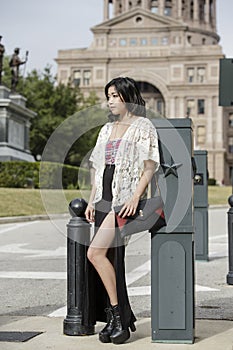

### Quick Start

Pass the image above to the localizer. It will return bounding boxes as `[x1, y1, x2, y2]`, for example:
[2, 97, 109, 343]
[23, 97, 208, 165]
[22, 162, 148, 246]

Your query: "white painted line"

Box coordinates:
[126, 260, 150, 286]
[209, 235, 227, 241]
[128, 285, 150, 296]
[49, 306, 66, 317]
[128, 285, 220, 295]
[48, 284, 220, 317]
[0, 259, 150, 281]
[0, 258, 220, 318]
[0, 270, 220, 293]
[196, 285, 220, 292]
[209, 252, 228, 258]
[0, 243, 66, 258]
[49, 286, 151, 317]
[0, 271, 66, 279]
[0, 221, 39, 234]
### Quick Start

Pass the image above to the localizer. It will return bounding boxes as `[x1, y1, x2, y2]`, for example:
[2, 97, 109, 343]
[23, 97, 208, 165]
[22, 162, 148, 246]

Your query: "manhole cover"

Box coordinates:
[0, 331, 43, 342]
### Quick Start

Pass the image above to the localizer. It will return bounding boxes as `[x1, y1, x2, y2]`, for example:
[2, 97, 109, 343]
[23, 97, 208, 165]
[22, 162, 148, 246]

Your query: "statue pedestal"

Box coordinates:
[0, 85, 36, 161]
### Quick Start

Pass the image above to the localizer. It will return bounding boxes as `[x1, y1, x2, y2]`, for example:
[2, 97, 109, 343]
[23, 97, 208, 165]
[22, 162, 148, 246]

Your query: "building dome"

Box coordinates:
[57, 0, 233, 184]
[104, 0, 217, 33]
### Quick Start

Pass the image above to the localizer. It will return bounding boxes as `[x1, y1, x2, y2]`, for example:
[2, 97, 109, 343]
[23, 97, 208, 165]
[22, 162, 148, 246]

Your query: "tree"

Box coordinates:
[21, 68, 79, 158]
[2, 61, 104, 164]
[64, 106, 107, 166]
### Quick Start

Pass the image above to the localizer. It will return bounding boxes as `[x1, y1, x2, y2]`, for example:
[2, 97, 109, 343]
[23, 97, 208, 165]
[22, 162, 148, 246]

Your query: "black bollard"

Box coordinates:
[227, 195, 233, 285]
[63, 198, 95, 335]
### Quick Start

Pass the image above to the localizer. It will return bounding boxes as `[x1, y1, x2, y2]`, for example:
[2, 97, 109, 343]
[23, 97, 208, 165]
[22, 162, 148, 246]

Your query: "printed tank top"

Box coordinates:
[105, 139, 122, 165]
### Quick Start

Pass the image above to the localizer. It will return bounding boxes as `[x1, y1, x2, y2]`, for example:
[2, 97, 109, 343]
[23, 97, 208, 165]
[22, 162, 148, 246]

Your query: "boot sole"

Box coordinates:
[99, 333, 111, 343]
[110, 329, 130, 344]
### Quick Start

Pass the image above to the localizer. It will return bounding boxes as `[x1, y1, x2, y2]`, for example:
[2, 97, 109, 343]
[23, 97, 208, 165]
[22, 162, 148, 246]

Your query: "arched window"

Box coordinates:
[151, 0, 158, 13]
[165, 0, 172, 16]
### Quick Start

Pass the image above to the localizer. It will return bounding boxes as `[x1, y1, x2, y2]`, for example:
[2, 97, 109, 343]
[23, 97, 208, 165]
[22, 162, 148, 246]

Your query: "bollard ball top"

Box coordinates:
[228, 194, 233, 207]
[69, 198, 88, 217]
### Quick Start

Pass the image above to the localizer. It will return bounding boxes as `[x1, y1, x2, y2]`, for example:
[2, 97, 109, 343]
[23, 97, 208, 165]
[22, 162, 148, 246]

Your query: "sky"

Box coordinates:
[1, 0, 233, 76]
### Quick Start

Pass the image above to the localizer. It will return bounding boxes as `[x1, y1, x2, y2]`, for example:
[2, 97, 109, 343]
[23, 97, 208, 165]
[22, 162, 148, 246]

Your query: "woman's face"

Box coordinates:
[107, 85, 128, 117]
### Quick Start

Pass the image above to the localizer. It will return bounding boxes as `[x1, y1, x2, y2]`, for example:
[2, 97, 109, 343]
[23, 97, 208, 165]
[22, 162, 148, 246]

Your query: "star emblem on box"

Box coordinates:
[161, 158, 182, 178]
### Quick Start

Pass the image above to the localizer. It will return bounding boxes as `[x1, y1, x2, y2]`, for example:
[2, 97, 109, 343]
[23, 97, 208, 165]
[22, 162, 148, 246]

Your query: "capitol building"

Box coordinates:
[56, 0, 233, 184]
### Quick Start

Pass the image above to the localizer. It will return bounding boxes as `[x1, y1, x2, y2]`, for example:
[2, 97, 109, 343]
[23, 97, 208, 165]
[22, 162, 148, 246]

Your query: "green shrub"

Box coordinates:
[0, 161, 90, 189]
[0, 161, 40, 188]
[208, 178, 216, 186]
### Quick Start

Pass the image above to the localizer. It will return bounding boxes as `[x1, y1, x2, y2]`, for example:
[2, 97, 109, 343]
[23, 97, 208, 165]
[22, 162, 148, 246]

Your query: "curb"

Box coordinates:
[0, 206, 228, 225]
[0, 213, 70, 224]
[208, 204, 229, 209]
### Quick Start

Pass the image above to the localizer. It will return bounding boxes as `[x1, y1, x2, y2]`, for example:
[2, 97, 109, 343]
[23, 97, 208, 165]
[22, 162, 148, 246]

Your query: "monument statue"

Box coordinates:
[0, 36, 5, 85]
[9, 48, 28, 92]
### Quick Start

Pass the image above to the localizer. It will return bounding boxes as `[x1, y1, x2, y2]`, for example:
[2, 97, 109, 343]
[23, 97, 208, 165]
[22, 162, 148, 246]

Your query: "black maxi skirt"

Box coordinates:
[87, 164, 136, 330]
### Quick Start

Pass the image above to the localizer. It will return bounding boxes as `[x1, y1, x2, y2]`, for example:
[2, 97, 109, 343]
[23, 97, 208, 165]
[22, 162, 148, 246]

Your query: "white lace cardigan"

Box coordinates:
[89, 116, 160, 208]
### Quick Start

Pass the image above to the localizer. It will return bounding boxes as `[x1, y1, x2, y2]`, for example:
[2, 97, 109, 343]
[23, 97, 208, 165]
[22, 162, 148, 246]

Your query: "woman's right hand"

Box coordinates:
[85, 203, 95, 222]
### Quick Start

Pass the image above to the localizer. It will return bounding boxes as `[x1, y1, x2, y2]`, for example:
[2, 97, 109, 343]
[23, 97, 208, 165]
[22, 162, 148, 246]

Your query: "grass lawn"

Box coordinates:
[0, 188, 89, 217]
[0, 186, 231, 218]
[208, 185, 231, 206]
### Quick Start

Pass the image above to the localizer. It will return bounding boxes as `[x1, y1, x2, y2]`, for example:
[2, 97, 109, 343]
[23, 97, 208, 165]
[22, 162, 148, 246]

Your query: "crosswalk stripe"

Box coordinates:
[48, 284, 220, 317]
[0, 221, 39, 235]
[0, 271, 66, 279]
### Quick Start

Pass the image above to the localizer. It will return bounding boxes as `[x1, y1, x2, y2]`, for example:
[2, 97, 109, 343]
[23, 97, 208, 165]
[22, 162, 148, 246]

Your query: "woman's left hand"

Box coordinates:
[118, 195, 140, 218]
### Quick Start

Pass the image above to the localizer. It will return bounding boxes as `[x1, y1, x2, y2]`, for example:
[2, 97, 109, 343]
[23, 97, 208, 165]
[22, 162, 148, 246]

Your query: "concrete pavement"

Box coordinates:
[0, 316, 233, 350]
[0, 206, 233, 349]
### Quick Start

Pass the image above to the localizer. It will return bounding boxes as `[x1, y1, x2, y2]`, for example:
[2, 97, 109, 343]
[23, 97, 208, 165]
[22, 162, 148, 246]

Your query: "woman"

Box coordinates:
[85, 77, 160, 344]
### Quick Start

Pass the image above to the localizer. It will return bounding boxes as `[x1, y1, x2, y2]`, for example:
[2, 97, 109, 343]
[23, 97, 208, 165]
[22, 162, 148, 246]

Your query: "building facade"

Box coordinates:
[56, 0, 233, 184]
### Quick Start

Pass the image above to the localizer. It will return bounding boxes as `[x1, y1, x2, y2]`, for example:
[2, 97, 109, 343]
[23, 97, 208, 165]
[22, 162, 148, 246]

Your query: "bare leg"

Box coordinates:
[87, 212, 118, 306]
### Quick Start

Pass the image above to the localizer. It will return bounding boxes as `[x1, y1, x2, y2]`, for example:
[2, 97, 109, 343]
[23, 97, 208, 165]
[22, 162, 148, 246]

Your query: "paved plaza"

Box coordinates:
[0, 206, 232, 349]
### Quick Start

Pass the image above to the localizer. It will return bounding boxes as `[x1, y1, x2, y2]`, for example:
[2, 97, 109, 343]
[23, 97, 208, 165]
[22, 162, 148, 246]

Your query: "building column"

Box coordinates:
[205, 0, 210, 24]
[180, 98, 185, 118]
[193, 0, 199, 22]
[206, 97, 213, 146]
[172, 0, 176, 19]
[170, 98, 175, 118]
[113, 0, 117, 16]
[159, 0, 164, 16]
[174, 97, 179, 117]
[215, 99, 223, 147]
[177, 0, 182, 19]
[211, 0, 217, 30]
[141, 0, 147, 10]
[186, 0, 191, 20]
[103, 0, 109, 20]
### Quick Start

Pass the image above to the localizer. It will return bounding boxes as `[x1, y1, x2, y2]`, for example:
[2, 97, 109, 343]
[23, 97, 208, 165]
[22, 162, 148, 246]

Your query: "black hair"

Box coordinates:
[105, 77, 146, 117]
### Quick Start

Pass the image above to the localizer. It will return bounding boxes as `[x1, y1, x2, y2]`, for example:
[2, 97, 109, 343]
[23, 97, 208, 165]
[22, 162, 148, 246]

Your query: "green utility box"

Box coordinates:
[151, 118, 194, 344]
[219, 58, 233, 107]
[193, 150, 208, 261]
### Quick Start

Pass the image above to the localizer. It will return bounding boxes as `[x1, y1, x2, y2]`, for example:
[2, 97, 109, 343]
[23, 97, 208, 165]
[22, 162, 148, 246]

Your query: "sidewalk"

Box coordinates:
[0, 209, 232, 349]
[0, 316, 233, 350]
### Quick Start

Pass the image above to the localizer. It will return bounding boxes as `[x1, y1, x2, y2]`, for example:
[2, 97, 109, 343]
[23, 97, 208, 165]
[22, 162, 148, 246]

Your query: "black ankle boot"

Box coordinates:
[110, 305, 130, 344]
[99, 307, 114, 343]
